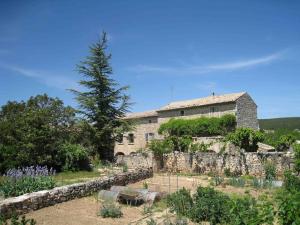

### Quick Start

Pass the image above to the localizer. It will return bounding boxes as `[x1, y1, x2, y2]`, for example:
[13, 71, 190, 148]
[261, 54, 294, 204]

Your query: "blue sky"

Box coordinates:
[0, 0, 299, 118]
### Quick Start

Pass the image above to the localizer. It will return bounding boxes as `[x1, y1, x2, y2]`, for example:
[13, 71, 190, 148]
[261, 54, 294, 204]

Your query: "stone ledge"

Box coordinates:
[0, 167, 153, 219]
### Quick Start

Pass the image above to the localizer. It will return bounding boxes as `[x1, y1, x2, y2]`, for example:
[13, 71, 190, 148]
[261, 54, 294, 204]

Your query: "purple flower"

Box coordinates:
[4, 166, 56, 180]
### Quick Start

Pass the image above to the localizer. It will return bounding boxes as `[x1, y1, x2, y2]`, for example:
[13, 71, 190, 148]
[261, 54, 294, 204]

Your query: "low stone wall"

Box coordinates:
[0, 168, 153, 219]
[164, 151, 293, 176]
[116, 152, 161, 171]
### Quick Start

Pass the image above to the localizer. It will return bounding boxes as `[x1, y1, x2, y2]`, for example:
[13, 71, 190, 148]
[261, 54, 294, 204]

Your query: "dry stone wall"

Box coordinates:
[0, 168, 153, 219]
[164, 151, 293, 176]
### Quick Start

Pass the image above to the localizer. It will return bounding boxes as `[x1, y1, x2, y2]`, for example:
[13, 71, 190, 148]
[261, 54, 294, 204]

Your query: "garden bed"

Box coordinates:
[22, 173, 279, 225]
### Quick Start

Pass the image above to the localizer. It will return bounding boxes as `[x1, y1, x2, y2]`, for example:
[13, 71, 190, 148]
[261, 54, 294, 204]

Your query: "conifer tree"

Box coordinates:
[71, 32, 131, 160]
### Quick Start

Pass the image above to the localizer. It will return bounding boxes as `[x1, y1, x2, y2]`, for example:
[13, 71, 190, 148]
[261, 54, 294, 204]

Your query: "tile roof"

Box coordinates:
[124, 92, 246, 119]
[124, 110, 158, 119]
[158, 92, 246, 111]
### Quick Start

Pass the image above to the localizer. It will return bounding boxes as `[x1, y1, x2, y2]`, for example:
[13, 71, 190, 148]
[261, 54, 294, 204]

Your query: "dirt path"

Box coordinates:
[27, 196, 145, 225]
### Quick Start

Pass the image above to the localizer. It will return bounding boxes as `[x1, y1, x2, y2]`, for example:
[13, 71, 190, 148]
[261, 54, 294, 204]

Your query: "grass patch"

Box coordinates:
[54, 170, 101, 186]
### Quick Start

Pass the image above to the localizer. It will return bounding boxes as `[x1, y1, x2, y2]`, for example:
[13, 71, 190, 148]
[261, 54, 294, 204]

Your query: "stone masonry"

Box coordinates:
[115, 92, 259, 156]
[163, 151, 293, 176]
[0, 168, 153, 219]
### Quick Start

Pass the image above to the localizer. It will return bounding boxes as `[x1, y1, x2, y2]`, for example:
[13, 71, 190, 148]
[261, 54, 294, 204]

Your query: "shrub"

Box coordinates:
[148, 139, 173, 157]
[276, 189, 300, 225]
[0, 166, 55, 198]
[0, 214, 36, 225]
[276, 134, 296, 151]
[293, 144, 300, 175]
[167, 188, 193, 217]
[264, 161, 276, 181]
[283, 170, 300, 192]
[226, 128, 265, 152]
[228, 195, 275, 225]
[189, 142, 211, 153]
[190, 187, 231, 224]
[58, 143, 90, 171]
[263, 129, 299, 151]
[99, 201, 123, 218]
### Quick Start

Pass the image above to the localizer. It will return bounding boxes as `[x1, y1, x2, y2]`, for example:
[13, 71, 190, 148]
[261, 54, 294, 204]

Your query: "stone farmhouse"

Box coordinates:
[114, 92, 259, 156]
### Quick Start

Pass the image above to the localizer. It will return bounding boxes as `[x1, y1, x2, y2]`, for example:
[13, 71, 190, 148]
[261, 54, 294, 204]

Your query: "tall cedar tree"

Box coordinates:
[71, 32, 131, 160]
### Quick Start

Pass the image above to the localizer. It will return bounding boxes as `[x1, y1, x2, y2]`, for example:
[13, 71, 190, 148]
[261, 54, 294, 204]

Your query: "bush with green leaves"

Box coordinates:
[264, 161, 276, 181]
[167, 187, 277, 225]
[276, 134, 296, 151]
[263, 129, 299, 151]
[191, 187, 231, 224]
[158, 114, 236, 137]
[167, 188, 193, 217]
[276, 189, 300, 225]
[293, 144, 300, 175]
[148, 139, 173, 157]
[99, 201, 123, 218]
[189, 142, 211, 153]
[282, 170, 300, 192]
[226, 128, 265, 152]
[0, 214, 36, 225]
[228, 195, 275, 225]
[58, 143, 91, 171]
[273, 171, 300, 225]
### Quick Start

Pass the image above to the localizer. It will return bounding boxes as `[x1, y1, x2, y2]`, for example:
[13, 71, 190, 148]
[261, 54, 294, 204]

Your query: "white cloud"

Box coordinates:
[128, 51, 284, 75]
[0, 64, 79, 90]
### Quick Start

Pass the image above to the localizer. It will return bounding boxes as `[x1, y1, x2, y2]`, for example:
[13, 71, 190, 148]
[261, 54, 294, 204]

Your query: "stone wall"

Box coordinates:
[163, 151, 293, 176]
[236, 93, 259, 130]
[115, 152, 161, 172]
[0, 168, 153, 219]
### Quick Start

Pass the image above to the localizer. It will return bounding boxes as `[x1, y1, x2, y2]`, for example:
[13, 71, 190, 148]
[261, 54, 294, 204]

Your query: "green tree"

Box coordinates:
[0, 94, 77, 172]
[226, 128, 265, 152]
[70, 32, 131, 160]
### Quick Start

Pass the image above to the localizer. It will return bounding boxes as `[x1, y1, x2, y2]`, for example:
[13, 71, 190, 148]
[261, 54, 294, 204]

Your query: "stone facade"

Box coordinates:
[0, 168, 153, 219]
[115, 92, 259, 156]
[236, 93, 259, 129]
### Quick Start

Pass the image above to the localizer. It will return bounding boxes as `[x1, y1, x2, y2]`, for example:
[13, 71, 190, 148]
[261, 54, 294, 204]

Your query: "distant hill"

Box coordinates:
[259, 117, 300, 130]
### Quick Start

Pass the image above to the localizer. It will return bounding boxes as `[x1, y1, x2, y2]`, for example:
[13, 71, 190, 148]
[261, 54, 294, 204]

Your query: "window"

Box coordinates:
[116, 134, 123, 144]
[128, 133, 134, 144]
[149, 119, 152, 123]
[210, 107, 217, 113]
[180, 110, 185, 116]
[145, 133, 155, 142]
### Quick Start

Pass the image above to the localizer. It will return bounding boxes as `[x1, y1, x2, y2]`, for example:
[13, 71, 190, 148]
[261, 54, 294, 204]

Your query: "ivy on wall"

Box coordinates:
[158, 114, 236, 137]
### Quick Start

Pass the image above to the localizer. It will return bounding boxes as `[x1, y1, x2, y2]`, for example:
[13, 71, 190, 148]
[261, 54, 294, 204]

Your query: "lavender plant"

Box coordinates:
[0, 166, 56, 198]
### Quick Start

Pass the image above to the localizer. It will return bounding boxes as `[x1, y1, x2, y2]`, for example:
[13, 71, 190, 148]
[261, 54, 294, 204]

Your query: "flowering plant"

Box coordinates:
[0, 166, 56, 198]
